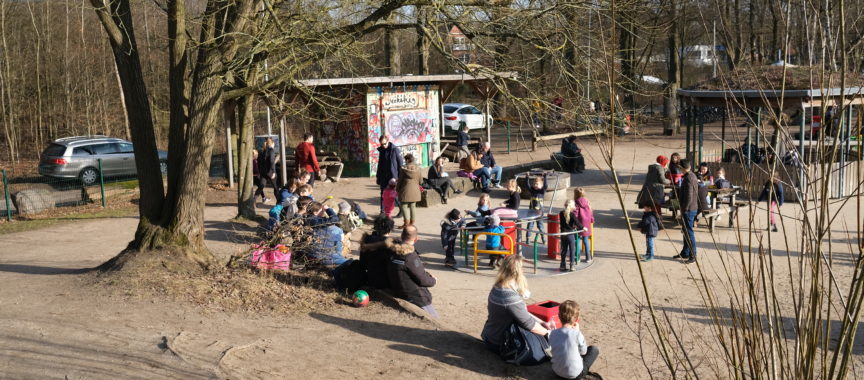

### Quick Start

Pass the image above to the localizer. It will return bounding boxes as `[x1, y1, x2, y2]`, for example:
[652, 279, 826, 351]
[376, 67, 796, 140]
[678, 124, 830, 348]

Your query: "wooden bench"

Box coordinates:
[531, 129, 601, 152]
[701, 201, 749, 232]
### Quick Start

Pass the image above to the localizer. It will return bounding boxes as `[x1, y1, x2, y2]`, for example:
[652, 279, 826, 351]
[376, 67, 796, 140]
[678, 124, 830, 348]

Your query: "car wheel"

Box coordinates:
[79, 167, 99, 187]
[160, 161, 168, 174]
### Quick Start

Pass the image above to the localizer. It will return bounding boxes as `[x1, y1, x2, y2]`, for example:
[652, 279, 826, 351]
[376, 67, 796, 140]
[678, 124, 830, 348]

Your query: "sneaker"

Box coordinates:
[641, 255, 654, 262]
[584, 259, 593, 264]
[453, 189, 462, 194]
[771, 225, 778, 232]
[559, 266, 567, 272]
[672, 254, 683, 259]
[493, 183, 503, 189]
[685, 257, 696, 264]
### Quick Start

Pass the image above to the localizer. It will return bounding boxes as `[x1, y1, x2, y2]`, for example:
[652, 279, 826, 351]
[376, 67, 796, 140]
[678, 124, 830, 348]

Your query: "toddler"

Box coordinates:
[465, 193, 492, 220]
[382, 178, 398, 218]
[550, 300, 600, 379]
[525, 173, 548, 244]
[637, 205, 660, 261]
[573, 187, 595, 263]
[558, 200, 583, 271]
[500, 179, 521, 210]
[484, 215, 506, 268]
[440, 208, 465, 267]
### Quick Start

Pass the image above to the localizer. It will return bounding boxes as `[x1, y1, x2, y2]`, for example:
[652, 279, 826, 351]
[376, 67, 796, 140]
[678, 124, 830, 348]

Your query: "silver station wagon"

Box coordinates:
[39, 136, 168, 186]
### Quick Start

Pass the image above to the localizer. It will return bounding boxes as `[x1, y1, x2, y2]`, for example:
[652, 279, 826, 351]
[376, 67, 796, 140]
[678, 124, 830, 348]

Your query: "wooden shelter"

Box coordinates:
[677, 66, 863, 198]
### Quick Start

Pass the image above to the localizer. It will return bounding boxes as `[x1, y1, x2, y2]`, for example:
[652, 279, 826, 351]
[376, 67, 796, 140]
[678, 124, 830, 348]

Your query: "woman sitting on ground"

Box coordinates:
[481, 255, 555, 356]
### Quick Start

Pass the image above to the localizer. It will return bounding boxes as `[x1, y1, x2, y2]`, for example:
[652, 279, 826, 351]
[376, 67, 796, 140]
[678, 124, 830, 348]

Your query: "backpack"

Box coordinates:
[280, 195, 298, 220]
[267, 204, 284, 231]
[500, 323, 552, 366]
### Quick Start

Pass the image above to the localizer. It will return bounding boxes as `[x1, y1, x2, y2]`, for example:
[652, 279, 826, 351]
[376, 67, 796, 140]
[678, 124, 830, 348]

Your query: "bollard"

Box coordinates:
[2, 169, 11, 221]
[98, 159, 106, 207]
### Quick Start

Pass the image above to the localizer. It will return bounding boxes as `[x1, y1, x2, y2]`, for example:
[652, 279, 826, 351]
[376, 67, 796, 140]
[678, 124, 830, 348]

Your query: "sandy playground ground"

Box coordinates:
[1, 128, 862, 379]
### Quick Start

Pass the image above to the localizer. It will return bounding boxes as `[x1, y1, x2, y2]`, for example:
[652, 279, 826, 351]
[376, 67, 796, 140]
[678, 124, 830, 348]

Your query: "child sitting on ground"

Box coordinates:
[573, 187, 595, 263]
[298, 171, 313, 188]
[637, 205, 660, 261]
[525, 173, 548, 244]
[550, 300, 600, 379]
[484, 215, 506, 268]
[338, 201, 360, 256]
[500, 179, 521, 210]
[297, 184, 314, 201]
[382, 178, 398, 218]
[465, 193, 492, 220]
[440, 208, 465, 267]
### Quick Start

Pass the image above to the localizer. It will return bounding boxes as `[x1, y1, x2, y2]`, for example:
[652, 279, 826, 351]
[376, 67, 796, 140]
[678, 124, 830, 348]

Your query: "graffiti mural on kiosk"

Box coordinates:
[385, 111, 433, 146]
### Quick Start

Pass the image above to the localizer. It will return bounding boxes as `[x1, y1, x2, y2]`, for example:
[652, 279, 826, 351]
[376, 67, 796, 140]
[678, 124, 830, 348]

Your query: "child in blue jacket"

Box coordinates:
[484, 215, 506, 268]
[637, 205, 660, 261]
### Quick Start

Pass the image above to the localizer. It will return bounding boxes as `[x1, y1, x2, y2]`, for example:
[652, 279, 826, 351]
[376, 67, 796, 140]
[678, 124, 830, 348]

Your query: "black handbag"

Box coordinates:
[499, 323, 551, 366]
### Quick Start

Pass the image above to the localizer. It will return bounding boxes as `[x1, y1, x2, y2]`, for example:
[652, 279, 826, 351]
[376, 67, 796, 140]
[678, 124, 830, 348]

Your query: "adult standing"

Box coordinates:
[252, 149, 266, 203]
[560, 135, 586, 173]
[396, 154, 423, 227]
[376, 135, 404, 212]
[258, 137, 278, 202]
[456, 126, 471, 160]
[481, 255, 554, 357]
[673, 159, 699, 264]
[637, 155, 671, 216]
[386, 225, 439, 317]
[427, 156, 461, 204]
[295, 133, 321, 187]
[478, 142, 503, 189]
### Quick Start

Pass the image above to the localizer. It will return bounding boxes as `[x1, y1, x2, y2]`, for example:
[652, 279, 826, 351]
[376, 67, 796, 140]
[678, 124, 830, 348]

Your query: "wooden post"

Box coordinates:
[280, 118, 288, 187]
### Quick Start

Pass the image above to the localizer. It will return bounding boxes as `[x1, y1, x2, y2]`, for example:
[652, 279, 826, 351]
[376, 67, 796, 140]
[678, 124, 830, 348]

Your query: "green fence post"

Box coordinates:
[2, 169, 11, 221]
[98, 159, 106, 207]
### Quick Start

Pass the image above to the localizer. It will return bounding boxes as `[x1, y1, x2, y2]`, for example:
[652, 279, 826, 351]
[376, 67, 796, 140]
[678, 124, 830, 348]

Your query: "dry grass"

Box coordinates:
[90, 249, 342, 315]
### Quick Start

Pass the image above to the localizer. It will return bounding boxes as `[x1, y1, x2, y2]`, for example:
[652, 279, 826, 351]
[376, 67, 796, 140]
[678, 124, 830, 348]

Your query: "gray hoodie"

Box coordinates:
[481, 286, 536, 347]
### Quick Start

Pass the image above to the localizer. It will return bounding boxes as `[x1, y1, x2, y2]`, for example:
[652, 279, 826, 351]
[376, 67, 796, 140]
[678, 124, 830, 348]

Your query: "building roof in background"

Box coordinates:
[298, 72, 517, 89]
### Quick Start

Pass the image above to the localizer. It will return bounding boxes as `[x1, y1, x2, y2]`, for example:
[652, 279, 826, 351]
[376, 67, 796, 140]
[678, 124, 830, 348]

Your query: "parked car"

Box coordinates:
[442, 103, 493, 132]
[39, 136, 168, 186]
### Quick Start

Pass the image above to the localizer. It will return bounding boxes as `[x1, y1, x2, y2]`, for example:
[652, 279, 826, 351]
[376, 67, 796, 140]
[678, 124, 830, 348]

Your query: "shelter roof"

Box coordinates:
[297, 72, 517, 89]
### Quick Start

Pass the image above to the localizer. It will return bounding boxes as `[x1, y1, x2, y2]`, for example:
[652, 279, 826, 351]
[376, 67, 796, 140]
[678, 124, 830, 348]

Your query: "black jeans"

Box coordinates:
[260, 175, 278, 199]
[576, 345, 600, 378]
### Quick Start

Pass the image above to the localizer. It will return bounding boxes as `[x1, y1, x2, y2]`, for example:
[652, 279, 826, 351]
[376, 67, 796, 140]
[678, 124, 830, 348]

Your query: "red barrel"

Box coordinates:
[501, 220, 517, 253]
[546, 213, 560, 259]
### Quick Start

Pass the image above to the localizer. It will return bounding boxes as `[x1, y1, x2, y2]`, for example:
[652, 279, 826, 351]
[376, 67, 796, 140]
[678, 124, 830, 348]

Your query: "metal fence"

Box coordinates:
[1, 157, 142, 221]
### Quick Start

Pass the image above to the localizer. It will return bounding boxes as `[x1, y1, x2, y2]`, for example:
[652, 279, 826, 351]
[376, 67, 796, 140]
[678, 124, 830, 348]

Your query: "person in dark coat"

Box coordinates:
[559, 200, 584, 271]
[258, 138, 278, 202]
[758, 179, 785, 232]
[386, 225, 438, 317]
[440, 209, 465, 267]
[376, 135, 404, 212]
[252, 149, 266, 203]
[359, 215, 395, 289]
[427, 156, 462, 204]
[637, 205, 660, 261]
[673, 159, 699, 264]
[637, 155, 671, 216]
[456, 126, 471, 160]
[560, 135, 586, 173]
[396, 154, 423, 227]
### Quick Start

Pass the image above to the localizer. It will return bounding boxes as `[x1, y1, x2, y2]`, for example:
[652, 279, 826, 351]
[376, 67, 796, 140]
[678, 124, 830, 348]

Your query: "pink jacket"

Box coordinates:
[382, 188, 398, 217]
[574, 197, 594, 237]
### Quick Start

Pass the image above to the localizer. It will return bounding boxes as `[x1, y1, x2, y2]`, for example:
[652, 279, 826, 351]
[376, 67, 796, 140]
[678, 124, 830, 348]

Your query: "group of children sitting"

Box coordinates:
[439, 173, 595, 271]
[265, 177, 365, 267]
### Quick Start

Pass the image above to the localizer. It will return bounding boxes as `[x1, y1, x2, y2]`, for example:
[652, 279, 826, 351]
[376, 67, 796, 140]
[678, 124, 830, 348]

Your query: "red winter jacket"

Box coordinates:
[295, 141, 320, 174]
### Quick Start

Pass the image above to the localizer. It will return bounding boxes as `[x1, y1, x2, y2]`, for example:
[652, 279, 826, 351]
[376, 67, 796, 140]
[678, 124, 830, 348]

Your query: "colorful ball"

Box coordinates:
[352, 290, 370, 307]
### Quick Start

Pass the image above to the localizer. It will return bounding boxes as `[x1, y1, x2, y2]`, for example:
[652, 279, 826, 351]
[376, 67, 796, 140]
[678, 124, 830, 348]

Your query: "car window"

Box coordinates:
[72, 147, 93, 156]
[117, 143, 134, 153]
[458, 106, 482, 115]
[443, 105, 458, 113]
[41, 144, 67, 157]
[89, 143, 119, 154]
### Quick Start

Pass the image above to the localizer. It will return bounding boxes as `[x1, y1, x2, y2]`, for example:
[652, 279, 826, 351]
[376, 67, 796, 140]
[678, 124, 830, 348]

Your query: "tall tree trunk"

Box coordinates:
[664, 0, 680, 136]
[385, 14, 401, 76]
[415, 5, 430, 75]
[91, 0, 165, 228]
[235, 94, 256, 219]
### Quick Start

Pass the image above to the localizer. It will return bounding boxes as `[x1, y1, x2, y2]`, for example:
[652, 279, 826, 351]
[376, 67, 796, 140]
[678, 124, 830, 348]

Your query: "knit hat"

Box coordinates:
[656, 155, 669, 167]
[338, 201, 351, 214]
[488, 215, 501, 226]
